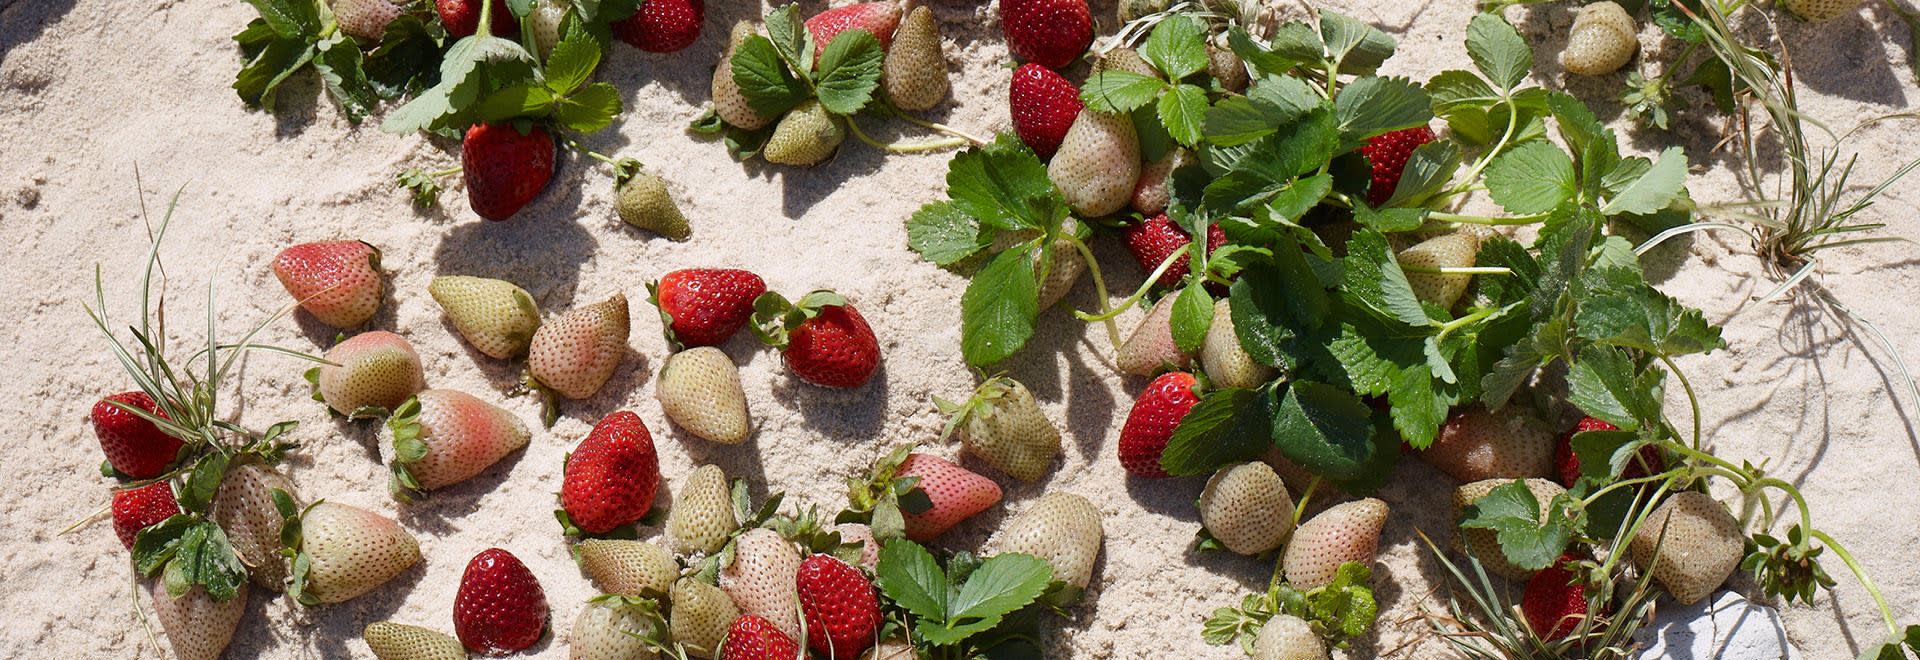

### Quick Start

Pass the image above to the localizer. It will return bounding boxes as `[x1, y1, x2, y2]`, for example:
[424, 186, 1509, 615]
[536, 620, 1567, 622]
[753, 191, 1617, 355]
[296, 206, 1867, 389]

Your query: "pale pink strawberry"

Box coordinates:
[387, 389, 531, 497]
[528, 294, 631, 401]
[213, 463, 299, 591]
[290, 501, 422, 604]
[1251, 613, 1325, 659]
[895, 453, 1002, 541]
[1420, 405, 1554, 482]
[1282, 498, 1388, 590]
[714, 21, 774, 131]
[1047, 109, 1140, 217]
[151, 583, 247, 660]
[806, 2, 902, 57]
[313, 331, 426, 417]
[986, 492, 1102, 588]
[1131, 147, 1191, 215]
[273, 240, 384, 329]
[720, 528, 803, 639]
[1115, 294, 1193, 376]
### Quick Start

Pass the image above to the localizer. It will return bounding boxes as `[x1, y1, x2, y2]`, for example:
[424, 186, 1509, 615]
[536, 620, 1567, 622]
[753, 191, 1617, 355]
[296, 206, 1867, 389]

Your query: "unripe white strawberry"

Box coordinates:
[387, 389, 531, 496]
[1048, 108, 1141, 217]
[527, 0, 568, 61]
[656, 347, 750, 444]
[577, 539, 678, 598]
[430, 275, 542, 360]
[989, 219, 1085, 310]
[364, 621, 467, 660]
[882, 6, 948, 112]
[151, 583, 247, 660]
[1208, 44, 1249, 92]
[670, 578, 739, 658]
[720, 528, 803, 639]
[293, 501, 421, 604]
[314, 331, 426, 417]
[1781, 0, 1861, 21]
[1131, 147, 1191, 215]
[1398, 232, 1481, 310]
[1199, 462, 1294, 556]
[1282, 498, 1388, 591]
[213, 462, 298, 592]
[529, 294, 631, 401]
[1421, 405, 1554, 482]
[764, 100, 846, 166]
[1453, 478, 1566, 582]
[1095, 47, 1160, 78]
[942, 376, 1061, 482]
[333, 0, 405, 42]
[714, 21, 774, 131]
[1559, 1, 1638, 76]
[666, 465, 738, 556]
[861, 637, 918, 660]
[1116, 294, 1194, 376]
[987, 492, 1103, 588]
[829, 522, 881, 570]
[1629, 491, 1743, 604]
[1251, 613, 1327, 660]
[1200, 299, 1276, 390]
[569, 597, 662, 660]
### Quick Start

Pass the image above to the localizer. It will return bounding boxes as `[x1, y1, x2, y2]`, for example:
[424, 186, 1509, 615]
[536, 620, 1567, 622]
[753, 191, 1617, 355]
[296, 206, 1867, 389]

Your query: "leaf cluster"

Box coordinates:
[1200, 562, 1377, 654]
[873, 540, 1057, 655]
[691, 5, 886, 159]
[235, 0, 448, 123]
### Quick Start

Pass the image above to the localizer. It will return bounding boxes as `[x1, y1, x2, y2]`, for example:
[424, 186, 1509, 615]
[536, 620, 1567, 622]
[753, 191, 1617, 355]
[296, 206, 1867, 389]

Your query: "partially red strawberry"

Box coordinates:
[1008, 63, 1082, 160]
[454, 548, 548, 656]
[1522, 552, 1594, 641]
[721, 615, 801, 660]
[999, 0, 1091, 69]
[111, 481, 180, 549]
[721, 528, 803, 638]
[1555, 416, 1664, 486]
[559, 411, 661, 534]
[527, 294, 631, 406]
[387, 389, 532, 497]
[436, 0, 517, 38]
[462, 123, 555, 221]
[1357, 125, 1436, 206]
[650, 268, 767, 347]
[806, 2, 902, 57]
[754, 290, 881, 388]
[1282, 497, 1389, 590]
[1121, 213, 1226, 289]
[610, 0, 705, 53]
[92, 391, 182, 479]
[1118, 372, 1200, 479]
[272, 240, 383, 329]
[895, 453, 1002, 541]
[796, 554, 883, 659]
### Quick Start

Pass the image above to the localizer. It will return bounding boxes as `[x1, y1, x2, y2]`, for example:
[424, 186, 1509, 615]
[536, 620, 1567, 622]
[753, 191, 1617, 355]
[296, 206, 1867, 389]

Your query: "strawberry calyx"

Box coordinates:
[932, 375, 1016, 441]
[836, 444, 932, 544]
[644, 279, 685, 352]
[385, 396, 429, 502]
[749, 289, 849, 349]
[277, 493, 327, 606]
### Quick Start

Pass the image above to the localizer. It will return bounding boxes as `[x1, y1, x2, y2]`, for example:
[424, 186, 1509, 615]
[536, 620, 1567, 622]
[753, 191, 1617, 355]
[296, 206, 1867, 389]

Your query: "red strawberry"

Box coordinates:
[436, 0, 517, 38]
[560, 412, 662, 534]
[92, 392, 182, 479]
[796, 554, 883, 659]
[895, 453, 1002, 541]
[610, 0, 705, 53]
[650, 268, 767, 347]
[1555, 416, 1663, 486]
[1357, 125, 1435, 206]
[1118, 371, 1200, 479]
[111, 481, 180, 549]
[999, 0, 1091, 69]
[806, 2, 902, 57]
[721, 615, 800, 660]
[1522, 553, 1595, 641]
[755, 290, 881, 388]
[1008, 63, 1083, 160]
[454, 548, 548, 656]
[272, 240, 383, 329]
[462, 123, 555, 221]
[1121, 213, 1226, 289]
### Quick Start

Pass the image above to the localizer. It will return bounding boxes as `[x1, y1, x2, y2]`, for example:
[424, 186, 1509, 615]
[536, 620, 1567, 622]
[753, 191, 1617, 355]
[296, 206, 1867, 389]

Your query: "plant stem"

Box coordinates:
[1074, 248, 1185, 323]
[1065, 236, 1124, 352]
[845, 118, 968, 153]
[1429, 211, 1550, 226]
[1810, 529, 1900, 637]
[894, 113, 990, 146]
[564, 137, 621, 166]
[1447, 103, 1518, 195]
[1660, 355, 1704, 450]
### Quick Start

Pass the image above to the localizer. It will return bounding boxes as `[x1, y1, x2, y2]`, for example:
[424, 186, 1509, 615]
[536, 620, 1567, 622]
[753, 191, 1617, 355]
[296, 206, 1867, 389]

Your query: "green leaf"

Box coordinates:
[1204, 95, 1288, 147]
[1483, 141, 1576, 214]
[477, 84, 556, 121]
[1332, 76, 1432, 148]
[542, 30, 599, 95]
[312, 38, 378, 123]
[1157, 84, 1210, 150]
[1227, 27, 1298, 77]
[1306, 562, 1377, 641]
[814, 29, 884, 115]
[182, 452, 231, 514]
[244, 0, 322, 39]
[1228, 107, 1337, 184]
[553, 82, 621, 133]
[1140, 14, 1209, 80]
[923, 553, 1054, 645]
[1569, 429, 1641, 482]
[1575, 267, 1725, 356]
[1341, 229, 1433, 328]
[1318, 10, 1395, 74]
[1459, 480, 1576, 572]
[732, 35, 810, 117]
[1227, 250, 1330, 372]
[1272, 381, 1392, 491]
[875, 540, 947, 622]
[1567, 344, 1666, 431]
[1464, 12, 1531, 92]
[1160, 387, 1278, 475]
[1169, 283, 1214, 353]
[381, 34, 540, 134]
[907, 201, 988, 266]
[1600, 146, 1689, 215]
[362, 16, 445, 99]
[1382, 140, 1461, 207]
[762, 4, 809, 76]
[1426, 70, 1498, 114]
[1082, 70, 1166, 113]
[234, 37, 317, 109]
[960, 248, 1039, 367]
[1269, 21, 1324, 62]
[944, 134, 1067, 232]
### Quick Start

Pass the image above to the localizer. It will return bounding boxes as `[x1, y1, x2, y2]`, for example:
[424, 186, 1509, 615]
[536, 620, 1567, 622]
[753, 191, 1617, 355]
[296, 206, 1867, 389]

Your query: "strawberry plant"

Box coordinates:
[234, 0, 447, 122]
[871, 539, 1060, 658]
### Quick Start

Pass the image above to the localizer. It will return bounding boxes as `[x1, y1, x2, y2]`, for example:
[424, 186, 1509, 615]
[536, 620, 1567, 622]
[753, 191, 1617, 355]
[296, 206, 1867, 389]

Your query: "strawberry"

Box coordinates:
[1420, 405, 1554, 482]
[1094, 46, 1159, 78]
[92, 391, 181, 479]
[436, 0, 516, 38]
[829, 522, 881, 570]
[1560, 1, 1638, 76]
[527, 0, 567, 60]
[462, 122, 555, 221]
[652, 268, 767, 347]
[665, 464, 738, 555]
[429, 275, 542, 360]
[1115, 293, 1195, 377]
[111, 481, 180, 549]
[656, 348, 750, 445]
[1117, 371, 1200, 478]
[611, 0, 704, 53]
[1200, 300, 1276, 390]
[150, 583, 246, 660]
[272, 240, 383, 329]
[939, 376, 1061, 481]
[1781, 0, 1860, 21]
[1208, 45, 1249, 92]
[364, 621, 468, 660]
[569, 597, 663, 658]
[998, 0, 1091, 69]
[1522, 553, 1594, 641]
[797, 554, 882, 659]
[528, 293, 631, 402]
[896, 453, 1003, 541]
[1357, 125, 1435, 207]
[1282, 497, 1388, 590]
[1121, 212, 1225, 290]
[882, 6, 947, 112]
[1628, 491, 1742, 604]
[863, 637, 918, 660]
[988, 218, 1084, 310]
[577, 539, 678, 597]
[1131, 147, 1190, 215]
[806, 2, 902, 57]
[334, 0, 406, 42]
[987, 492, 1103, 588]
[616, 162, 691, 241]
[387, 390, 532, 497]
[213, 463, 299, 591]
[1199, 462, 1294, 556]
[763, 99, 846, 166]
[720, 615, 801, 660]
[714, 22, 774, 131]
[313, 331, 426, 417]
[1048, 109, 1140, 217]
[720, 528, 803, 639]
[288, 501, 421, 604]
[1454, 478, 1566, 582]
[1555, 417, 1664, 486]
[559, 411, 661, 534]
[1008, 63, 1082, 160]
[454, 547, 548, 655]
[754, 290, 881, 388]
[670, 577, 739, 657]
[1397, 231, 1481, 310]
[1250, 613, 1326, 660]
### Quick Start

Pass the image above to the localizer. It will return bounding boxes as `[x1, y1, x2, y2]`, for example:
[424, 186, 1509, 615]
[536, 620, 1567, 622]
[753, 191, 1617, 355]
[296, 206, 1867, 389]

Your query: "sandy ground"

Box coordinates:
[1, 0, 1917, 657]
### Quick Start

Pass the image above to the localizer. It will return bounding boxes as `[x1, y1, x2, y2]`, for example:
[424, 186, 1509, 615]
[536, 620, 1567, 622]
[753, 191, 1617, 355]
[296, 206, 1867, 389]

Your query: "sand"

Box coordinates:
[1, 0, 1917, 657]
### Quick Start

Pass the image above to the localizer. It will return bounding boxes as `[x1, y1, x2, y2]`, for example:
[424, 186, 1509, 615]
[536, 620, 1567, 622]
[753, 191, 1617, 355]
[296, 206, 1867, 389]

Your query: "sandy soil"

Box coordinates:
[1, 0, 1917, 657]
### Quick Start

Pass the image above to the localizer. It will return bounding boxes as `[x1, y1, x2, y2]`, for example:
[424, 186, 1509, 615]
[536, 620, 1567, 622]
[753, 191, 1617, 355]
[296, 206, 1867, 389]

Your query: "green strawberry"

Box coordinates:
[568, 596, 665, 659]
[312, 331, 425, 417]
[763, 100, 846, 166]
[666, 465, 738, 555]
[1397, 232, 1481, 310]
[615, 160, 691, 241]
[656, 347, 750, 444]
[938, 376, 1060, 482]
[577, 539, 677, 599]
[881, 6, 948, 112]
[430, 275, 542, 360]
[670, 578, 740, 658]
[1199, 299, 1276, 390]
[363, 621, 467, 660]
[287, 501, 422, 604]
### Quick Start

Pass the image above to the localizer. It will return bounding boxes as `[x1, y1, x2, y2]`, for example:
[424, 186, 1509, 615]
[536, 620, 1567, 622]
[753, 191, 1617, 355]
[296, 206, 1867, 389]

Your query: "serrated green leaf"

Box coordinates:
[1082, 70, 1165, 113]
[1464, 12, 1531, 92]
[1332, 76, 1431, 148]
[960, 248, 1039, 367]
[815, 29, 884, 115]
[1318, 10, 1395, 74]
[1272, 381, 1391, 492]
[1157, 84, 1210, 148]
[1161, 387, 1277, 475]
[731, 35, 810, 117]
[1383, 140, 1461, 207]
[1575, 267, 1725, 356]
[477, 84, 556, 121]
[907, 201, 988, 266]
[1459, 480, 1575, 572]
[553, 82, 621, 133]
[763, 4, 808, 76]
[313, 38, 378, 123]
[1426, 70, 1498, 113]
[1227, 26, 1297, 77]
[876, 539, 947, 622]
[244, 0, 322, 39]
[1601, 146, 1689, 215]
[944, 134, 1067, 232]
[1306, 562, 1377, 641]
[542, 29, 599, 95]
[1170, 283, 1214, 352]
[1484, 141, 1575, 214]
[1341, 229, 1433, 329]
[1141, 14, 1209, 80]
[234, 37, 317, 109]
[1567, 344, 1666, 431]
[924, 553, 1053, 645]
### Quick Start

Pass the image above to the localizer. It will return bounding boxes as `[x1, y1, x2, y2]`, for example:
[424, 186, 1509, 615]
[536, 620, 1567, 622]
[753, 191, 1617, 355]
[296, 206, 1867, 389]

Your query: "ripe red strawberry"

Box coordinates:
[273, 240, 383, 329]
[462, 123, 555, 221]
[721, 615, 801, 660]
[806, 2, 902, 57]
[313, 330, 425, 417]
[1522, 553, 1594, 641]
[999, 0, 1091, 69]
[1357, 125, 1436, 206]
[895, 453, 1002, 541]
[388, 389, 532, 497]
[755, 290, 881, 388]
[1118, 371, 1200, 479]
[436, 0, 516, 38]
[1008, 63, 1082, 160]
[560, 411, 661, 534]
[1555, 416, 1664, 486]
[111, 481, 180, 549]
[454, 548, 548, 656]
[92, 391, 181, 479]
[1122, 213, 1226, 289]
[650, 268, 767, 347]
[797, 554, 882, 659]
[610, 0, 705, 53]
